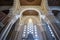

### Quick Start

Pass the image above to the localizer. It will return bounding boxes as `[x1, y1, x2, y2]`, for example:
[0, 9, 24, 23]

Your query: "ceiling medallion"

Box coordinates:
[26, 0, 35, 2]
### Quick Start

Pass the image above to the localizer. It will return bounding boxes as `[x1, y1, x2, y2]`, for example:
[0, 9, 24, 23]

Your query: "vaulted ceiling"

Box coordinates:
[20, 0, 42, 6]
[0, 0, 60, 6]
[22, 10, 38, 16]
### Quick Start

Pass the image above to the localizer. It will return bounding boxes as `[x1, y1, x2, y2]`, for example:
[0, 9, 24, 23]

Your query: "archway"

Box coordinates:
[19, 8, 42, 24]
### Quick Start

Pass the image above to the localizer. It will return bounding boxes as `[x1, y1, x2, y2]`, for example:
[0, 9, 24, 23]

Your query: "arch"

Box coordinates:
[19, 8, 42, 23]
[22, 10, 39, 16]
